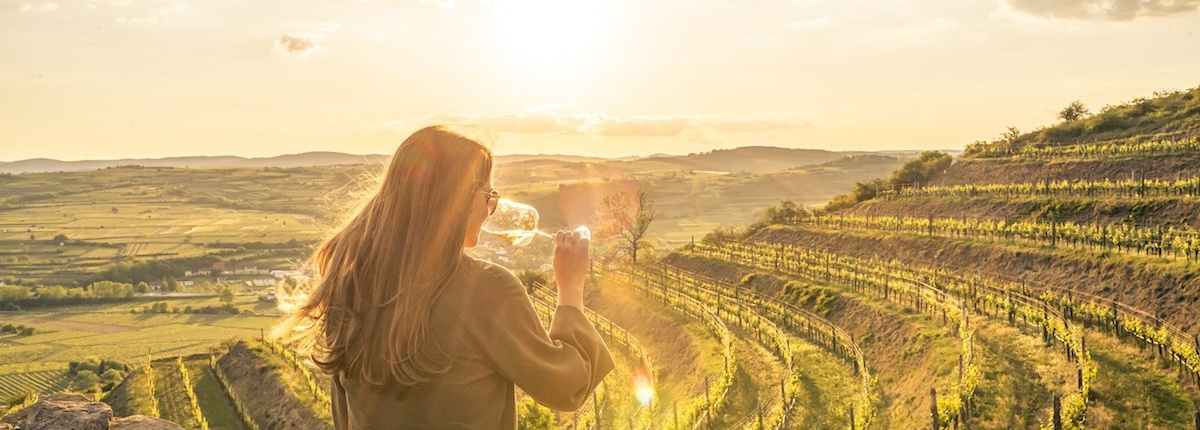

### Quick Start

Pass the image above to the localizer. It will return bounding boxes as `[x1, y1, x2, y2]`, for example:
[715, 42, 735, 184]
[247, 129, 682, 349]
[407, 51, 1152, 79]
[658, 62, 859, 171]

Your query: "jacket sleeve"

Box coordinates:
[471, 269, 615, 411]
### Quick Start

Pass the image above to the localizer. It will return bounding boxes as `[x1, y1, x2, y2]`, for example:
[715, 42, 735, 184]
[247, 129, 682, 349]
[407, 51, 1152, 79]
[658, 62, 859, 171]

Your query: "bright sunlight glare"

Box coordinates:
[486, 0, 609, 71]
[632, 367, 653, 407]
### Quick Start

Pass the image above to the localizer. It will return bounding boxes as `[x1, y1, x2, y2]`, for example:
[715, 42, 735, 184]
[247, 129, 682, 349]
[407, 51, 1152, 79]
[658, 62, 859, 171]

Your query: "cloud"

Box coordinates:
[273, 35, 318, 58]
[419, 0, 457, 9]
[589, 117, 690, 137]
[18, 3, 58, 12]
[271, 22, 339, 59]
[1005, 0, 1200, 20]
[115, 2, 188, 24]
[393, 112, 811, 138]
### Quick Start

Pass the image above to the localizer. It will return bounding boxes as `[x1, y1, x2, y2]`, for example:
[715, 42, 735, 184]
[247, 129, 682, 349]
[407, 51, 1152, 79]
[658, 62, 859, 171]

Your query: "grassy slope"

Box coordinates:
[586, 276, 727, 426]
[662, 252, 969, 429]
[754, 225, 1200, 426]
[1007, 86, 1200, 150]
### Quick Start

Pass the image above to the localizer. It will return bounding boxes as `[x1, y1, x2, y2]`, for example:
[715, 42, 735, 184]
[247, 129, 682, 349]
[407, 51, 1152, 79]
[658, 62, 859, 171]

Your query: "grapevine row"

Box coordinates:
[526, 289, 610, 430]
[144, 353, 160, 418]
[210, 353, 260, 430]
[261, 337, 332, 412]
[693, 240, 983, 428]
[614, 266, 738, 430]
[649, 263, 876, 429]
[970, 136, 1200, 159]
[639, 264, 799, 429]
[951, 264, 1200, 390]
[794, 213, 1200, 382]
[699, 238, 1102, 428]
[787, 212, 1200, 261]
[882, 175, 1200, 200]
[0, 371, 69, 400]
[176, 355, 210, 430]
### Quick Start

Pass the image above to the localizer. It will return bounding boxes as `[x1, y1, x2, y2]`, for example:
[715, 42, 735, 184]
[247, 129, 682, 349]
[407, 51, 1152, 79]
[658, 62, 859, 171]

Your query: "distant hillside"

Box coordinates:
[0, 152, 642, 175]
[0, 152, 391, 174]
[653, 146, 857, 173]
[965, 84, 1200, 157]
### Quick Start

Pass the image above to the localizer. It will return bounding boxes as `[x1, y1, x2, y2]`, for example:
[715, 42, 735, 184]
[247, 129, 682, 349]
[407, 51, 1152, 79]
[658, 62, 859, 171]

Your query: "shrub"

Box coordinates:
[516, 398, 555, 430]
[69, 370, 101, 393]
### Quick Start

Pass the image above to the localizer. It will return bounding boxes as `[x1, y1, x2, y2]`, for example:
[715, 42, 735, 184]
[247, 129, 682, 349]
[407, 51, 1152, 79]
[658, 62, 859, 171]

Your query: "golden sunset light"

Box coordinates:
[2, 0, 1197, 161]
[3, 2, 1200, 429]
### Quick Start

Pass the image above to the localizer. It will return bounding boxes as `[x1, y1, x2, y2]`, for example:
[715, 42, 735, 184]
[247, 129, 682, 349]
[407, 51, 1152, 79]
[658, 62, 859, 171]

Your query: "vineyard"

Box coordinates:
[0, 370, 69, 401]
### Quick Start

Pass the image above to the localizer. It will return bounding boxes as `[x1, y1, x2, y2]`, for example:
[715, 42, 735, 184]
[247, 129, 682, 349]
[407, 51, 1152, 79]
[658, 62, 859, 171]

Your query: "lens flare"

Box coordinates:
[631, 367, 653, 406]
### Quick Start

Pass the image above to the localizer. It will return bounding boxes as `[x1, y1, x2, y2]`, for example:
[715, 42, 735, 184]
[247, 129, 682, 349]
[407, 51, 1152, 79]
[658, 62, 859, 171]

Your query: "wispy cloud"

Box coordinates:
[273, 35, 318, 58]
[419, 0, 457, 9]
[272, 22, 340, 59]
[18, 3, 59, 12]
[115, 2, 188, 25]
[1005, 0, 1200, 20]
[393, 112, 810, 137]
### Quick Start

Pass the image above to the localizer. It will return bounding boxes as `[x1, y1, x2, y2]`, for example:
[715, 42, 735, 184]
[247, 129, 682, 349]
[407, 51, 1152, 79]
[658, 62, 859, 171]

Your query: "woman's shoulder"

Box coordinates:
[459, 255, 523, 292]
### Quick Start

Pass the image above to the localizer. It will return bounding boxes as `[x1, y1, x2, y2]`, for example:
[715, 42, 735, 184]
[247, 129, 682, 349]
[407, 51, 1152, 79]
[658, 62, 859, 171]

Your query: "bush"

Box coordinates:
[69, 370, 101, 393]
[516, 398, 555, 430]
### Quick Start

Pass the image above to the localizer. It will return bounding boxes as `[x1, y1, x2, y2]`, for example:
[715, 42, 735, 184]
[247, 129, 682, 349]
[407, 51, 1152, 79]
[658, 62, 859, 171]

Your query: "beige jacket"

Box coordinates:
[331, 256, 615, 429]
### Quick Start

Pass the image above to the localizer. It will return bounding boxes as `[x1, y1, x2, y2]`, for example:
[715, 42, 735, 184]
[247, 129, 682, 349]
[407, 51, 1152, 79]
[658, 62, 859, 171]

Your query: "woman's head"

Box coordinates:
[278, 125, 494, 387]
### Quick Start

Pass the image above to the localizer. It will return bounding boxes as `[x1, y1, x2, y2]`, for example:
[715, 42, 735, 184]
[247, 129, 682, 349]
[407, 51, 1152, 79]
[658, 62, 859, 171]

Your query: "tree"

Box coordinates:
[598, 189, 656, 265]
[1059, 100, 1089, 122]
[1002, 126, 1021, 143]
[52, 234, 69, 245]
[891, 151, 953, 187]
[219, 287, 234, 305]
[135, 282, 150, 294]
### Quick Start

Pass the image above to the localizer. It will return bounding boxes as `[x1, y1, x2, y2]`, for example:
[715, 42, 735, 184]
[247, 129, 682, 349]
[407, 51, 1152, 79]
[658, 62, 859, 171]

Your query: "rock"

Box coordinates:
[0, 393, 182, 430]
[110, 415, 184, 430]
[1, 393, 112, 430]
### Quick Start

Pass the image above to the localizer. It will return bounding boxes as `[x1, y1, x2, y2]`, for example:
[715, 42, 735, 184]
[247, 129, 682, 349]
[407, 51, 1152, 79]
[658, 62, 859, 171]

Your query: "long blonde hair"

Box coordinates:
[279, 125, 493, 387]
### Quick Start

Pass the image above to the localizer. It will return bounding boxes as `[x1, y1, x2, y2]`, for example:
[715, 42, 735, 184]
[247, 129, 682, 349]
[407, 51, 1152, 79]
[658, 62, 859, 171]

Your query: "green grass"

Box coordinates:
[189, 359, 248, 430]
[1085, 333, 1195, 429]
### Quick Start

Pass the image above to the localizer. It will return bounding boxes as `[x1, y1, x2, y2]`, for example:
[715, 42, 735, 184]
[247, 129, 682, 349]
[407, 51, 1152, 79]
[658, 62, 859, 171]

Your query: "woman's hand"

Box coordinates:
[552, 229, 590, 309]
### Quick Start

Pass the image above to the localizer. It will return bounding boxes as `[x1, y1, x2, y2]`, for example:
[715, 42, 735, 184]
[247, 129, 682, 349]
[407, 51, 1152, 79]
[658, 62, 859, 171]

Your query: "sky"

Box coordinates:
[1, 0, 1199, 161]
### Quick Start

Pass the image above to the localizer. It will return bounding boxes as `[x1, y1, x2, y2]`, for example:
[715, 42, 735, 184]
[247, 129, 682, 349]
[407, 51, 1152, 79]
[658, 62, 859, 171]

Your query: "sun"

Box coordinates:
[487, 0, 609, 71]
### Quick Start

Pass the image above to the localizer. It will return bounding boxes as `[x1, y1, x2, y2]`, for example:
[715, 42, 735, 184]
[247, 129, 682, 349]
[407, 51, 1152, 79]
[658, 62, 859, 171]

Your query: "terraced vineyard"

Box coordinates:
[0, 369, 69, 400]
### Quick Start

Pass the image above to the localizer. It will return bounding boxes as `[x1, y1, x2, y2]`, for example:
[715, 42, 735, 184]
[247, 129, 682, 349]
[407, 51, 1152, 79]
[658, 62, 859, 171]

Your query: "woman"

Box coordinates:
[279, 125, 614, 429]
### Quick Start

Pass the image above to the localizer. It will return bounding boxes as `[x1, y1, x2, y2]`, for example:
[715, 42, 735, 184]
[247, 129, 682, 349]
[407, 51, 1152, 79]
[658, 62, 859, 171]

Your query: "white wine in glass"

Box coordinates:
[483, 199, 590, 247]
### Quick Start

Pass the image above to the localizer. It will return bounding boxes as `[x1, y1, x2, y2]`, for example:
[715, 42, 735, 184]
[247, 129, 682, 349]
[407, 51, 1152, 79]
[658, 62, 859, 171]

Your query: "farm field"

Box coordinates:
[0, 295, 277, 385]
[0, 152, 904, 286]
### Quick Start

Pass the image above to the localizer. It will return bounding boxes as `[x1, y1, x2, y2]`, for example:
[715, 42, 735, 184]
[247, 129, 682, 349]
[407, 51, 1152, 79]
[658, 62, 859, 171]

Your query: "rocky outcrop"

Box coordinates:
[1, 393, 180, 430]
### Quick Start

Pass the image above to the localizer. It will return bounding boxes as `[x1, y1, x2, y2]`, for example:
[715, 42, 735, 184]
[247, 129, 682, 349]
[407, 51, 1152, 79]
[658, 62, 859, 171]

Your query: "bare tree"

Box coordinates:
[1058, 100, 1089, 122]
[598, 189, 656, 265]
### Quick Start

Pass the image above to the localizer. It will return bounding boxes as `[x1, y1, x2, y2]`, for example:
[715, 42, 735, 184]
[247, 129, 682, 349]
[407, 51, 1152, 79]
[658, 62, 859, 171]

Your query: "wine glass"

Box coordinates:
[483, 199, 590, 247]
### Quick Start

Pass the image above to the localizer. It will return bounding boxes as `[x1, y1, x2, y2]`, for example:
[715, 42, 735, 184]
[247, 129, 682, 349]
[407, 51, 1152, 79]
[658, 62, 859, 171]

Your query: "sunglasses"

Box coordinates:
[480, 189, 500, 215]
